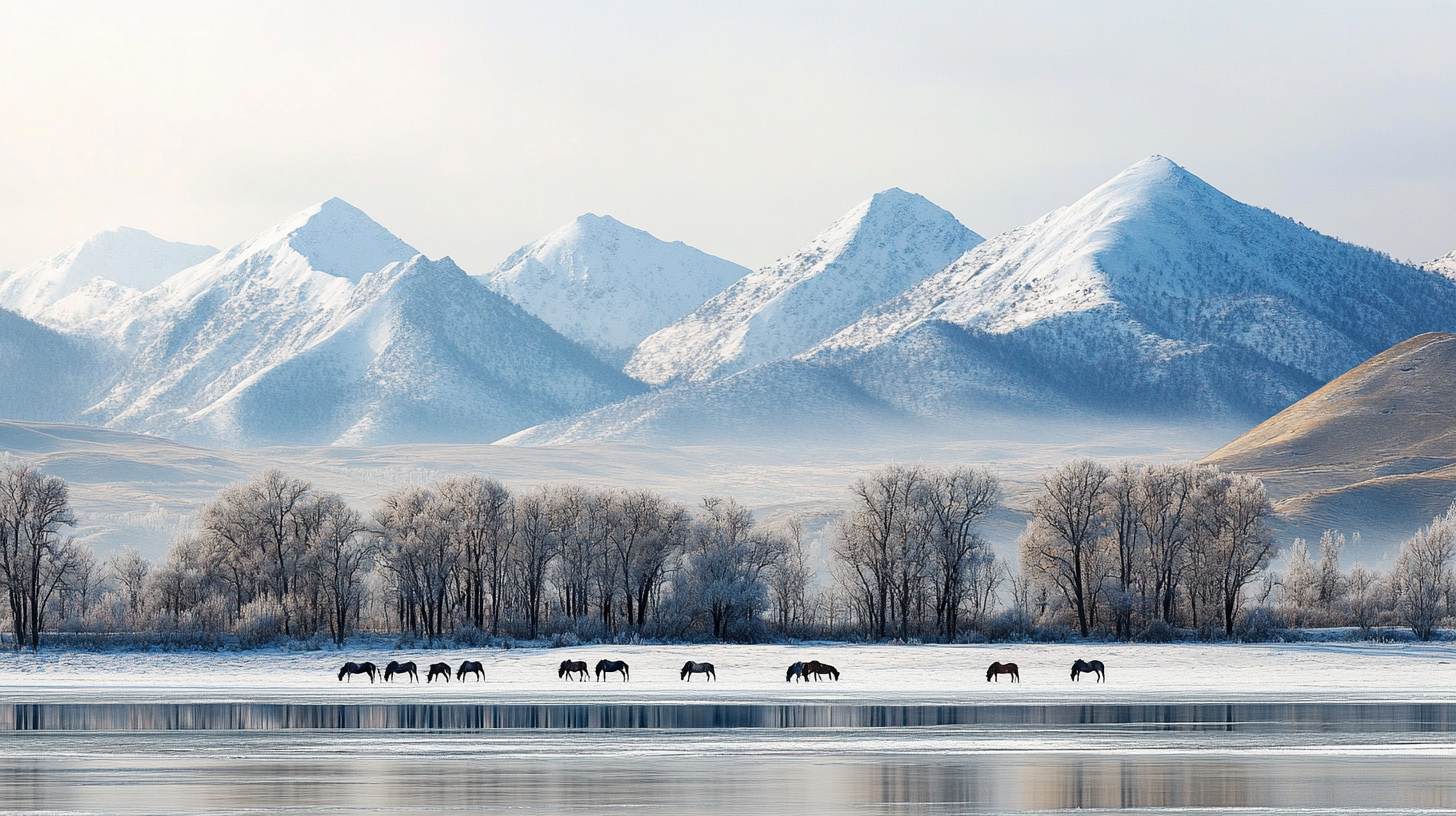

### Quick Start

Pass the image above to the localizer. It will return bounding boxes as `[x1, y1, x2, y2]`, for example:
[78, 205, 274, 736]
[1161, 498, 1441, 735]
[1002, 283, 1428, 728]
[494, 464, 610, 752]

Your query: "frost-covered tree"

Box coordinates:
[1392, 507, 1456, 640]
[106, 546, 151, 628]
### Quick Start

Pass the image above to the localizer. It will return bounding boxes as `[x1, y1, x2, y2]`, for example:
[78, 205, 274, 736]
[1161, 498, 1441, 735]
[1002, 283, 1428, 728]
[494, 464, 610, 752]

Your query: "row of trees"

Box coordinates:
[1276, 511, 1456, 640]
[6, 457, 1456, 649]
[1018, 460, 1276, 637]
[84, 470, 812, 646]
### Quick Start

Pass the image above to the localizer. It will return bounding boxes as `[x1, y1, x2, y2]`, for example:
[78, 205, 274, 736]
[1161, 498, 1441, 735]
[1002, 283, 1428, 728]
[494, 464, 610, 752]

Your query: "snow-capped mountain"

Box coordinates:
[810, 156, 1456, 419]
[70, 198, 639, 446]
[514, 157, 1456, 444]
[78, 198, 421, 435]
[480, 214, 750, 366]
[625, 189, 982, 385]
[0, 227, 216, 322]
[179, 255, 644, 446]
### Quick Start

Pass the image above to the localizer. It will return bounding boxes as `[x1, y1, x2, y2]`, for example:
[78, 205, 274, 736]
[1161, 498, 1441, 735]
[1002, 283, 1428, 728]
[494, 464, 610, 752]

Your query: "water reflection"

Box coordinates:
[0, 747, 1454, 814]
[6, 701, 1456, 732]
[3, 704, 1456, 813]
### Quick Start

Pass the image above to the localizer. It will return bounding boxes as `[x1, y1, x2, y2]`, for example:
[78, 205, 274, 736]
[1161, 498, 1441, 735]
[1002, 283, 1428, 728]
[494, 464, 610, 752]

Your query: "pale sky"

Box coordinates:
[2, 1, 1453, 274]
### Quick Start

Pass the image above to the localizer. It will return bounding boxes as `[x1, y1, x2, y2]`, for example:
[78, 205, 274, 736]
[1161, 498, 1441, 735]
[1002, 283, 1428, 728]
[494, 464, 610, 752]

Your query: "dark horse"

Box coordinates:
[457, 660, 485, 681]
[1071, 659, 1106, 682]
[786, 661, 805, 682]
[595, 659, 630, 681]
[558, 660, 589, 681]
[986, 661, 1020, 682]
[426, 662, 452, 683]
[337, 661, 377, 683]
[384, 660, 418, 683]
[802, 660, 839, 681]
[680, 661, 716, 681]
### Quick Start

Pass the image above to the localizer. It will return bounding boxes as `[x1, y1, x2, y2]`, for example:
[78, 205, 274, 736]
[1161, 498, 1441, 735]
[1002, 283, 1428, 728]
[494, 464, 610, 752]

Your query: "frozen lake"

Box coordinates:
[3, 643, 1456, 814]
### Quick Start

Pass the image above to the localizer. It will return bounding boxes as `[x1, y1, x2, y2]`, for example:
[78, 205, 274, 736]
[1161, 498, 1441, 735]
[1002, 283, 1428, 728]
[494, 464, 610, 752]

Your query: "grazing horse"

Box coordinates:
[786, 661, 805, 682]
[986, 661, 1020, 682]
[595, 659, 630, 681]
[384, 660, 418, 683]
[557, 659, 589, 680]
[802, 660, 840, 681]
[337, 661, 377, 683]
[457, 660, 485, 682]
[1071, 659, 1106, 682]
[426, 662, 452, 683]
[680, 661, 716, 681]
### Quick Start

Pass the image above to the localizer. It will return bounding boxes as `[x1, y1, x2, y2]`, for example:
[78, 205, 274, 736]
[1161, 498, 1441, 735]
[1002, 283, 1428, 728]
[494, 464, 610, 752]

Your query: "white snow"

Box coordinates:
[481, 214, 750, 365]
[2, 642, 1455, 706]
[1427, 249, 1456, 281]
[803, 156, 1456, 419]
[34, 200, 638, 448]
[0, 226, 215, 322]
[626, 189, 982, 385]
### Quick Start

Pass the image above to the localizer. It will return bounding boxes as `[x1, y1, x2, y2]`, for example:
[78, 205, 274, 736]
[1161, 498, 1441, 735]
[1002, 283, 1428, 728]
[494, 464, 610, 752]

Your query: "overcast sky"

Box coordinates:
[2, 1, 1453, 273]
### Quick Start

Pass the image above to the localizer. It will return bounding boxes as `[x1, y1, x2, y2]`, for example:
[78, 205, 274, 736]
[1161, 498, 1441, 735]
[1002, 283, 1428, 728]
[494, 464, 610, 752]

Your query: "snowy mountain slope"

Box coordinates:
[180, 255, 644, 446]
[480, 214, 750, 366]
[810, 156, 1456, 419]
[0, 308, 115, 421]
[0, 227, 216, 321]
[1426, 250, 1456, 281]
[78, 199, 422, 436]
[625, 189, 982, 385]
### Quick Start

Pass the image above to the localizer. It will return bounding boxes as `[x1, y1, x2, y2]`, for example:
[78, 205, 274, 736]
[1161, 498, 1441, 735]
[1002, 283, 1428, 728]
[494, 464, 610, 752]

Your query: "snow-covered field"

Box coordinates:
[3, 641, 1455, 706]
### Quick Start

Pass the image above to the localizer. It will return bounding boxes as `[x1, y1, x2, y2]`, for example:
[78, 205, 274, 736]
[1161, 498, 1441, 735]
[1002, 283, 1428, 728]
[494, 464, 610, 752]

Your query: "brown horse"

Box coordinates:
[558, 659, 589, 680]
[1071, 659, 1105, 682]
[802, 660, 839, 681]
[986, 661, 1020, 682]
[426, 662, 452, 683]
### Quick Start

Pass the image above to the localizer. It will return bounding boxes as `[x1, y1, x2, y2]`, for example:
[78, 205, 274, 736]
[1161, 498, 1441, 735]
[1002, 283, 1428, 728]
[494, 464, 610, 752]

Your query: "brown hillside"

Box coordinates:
[1204, 332, 1456, 561]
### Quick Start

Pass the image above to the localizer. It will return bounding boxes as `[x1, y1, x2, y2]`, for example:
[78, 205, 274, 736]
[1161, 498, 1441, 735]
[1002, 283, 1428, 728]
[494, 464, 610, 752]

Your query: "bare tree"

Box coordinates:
[834, 465, 927, 639]
[437, 475, 511, 632]
[1205, 473, 1276, 636]
[923, 466, 999, 641]
[0, 464, 79, 650]
[1020, 459, 1111, 637]
[766, 516, 812, 636]
[301, 492, 372, 645]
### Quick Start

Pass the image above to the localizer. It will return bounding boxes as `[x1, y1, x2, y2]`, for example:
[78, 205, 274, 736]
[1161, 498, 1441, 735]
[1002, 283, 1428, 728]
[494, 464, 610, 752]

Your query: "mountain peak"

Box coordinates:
[0, 227, 217, 319]
[272, 198, 419, 282]
[626, 189, 982, 385]
[480, 214, 750, 364]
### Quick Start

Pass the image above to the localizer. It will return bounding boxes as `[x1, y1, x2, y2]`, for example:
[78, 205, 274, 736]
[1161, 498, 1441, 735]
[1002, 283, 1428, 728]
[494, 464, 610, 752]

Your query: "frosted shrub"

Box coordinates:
[1235, 607, 1283, 642]
[1135, 619, 1176, 643]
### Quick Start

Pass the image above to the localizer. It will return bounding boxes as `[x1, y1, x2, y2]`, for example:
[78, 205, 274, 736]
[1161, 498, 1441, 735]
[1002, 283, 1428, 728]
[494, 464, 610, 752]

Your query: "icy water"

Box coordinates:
[2, 702, 1455, 814]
